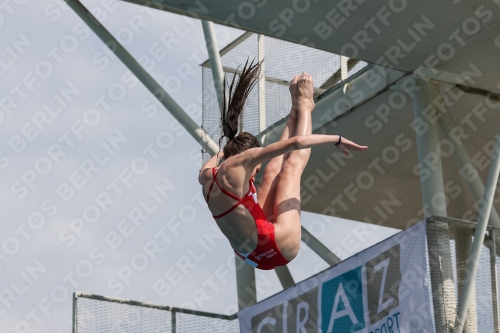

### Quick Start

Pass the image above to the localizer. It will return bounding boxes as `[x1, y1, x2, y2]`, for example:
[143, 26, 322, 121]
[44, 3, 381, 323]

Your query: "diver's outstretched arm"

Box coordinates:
[241, 134, 367, 168]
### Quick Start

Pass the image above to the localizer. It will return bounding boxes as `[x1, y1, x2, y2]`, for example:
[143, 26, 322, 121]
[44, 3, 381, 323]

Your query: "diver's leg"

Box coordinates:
[273, 73, 314, 261]
[257, 76, 300, 220]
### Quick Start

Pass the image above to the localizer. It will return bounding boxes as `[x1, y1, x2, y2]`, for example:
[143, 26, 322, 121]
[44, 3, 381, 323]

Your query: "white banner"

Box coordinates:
[238, 220, 434, 333]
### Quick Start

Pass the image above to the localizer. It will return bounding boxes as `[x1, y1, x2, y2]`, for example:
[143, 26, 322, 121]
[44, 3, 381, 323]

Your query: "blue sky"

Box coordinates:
[0, 1, 397, 331]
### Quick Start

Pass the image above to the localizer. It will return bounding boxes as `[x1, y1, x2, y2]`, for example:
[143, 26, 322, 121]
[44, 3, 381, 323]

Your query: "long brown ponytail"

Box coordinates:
[219, 58, 263, 160]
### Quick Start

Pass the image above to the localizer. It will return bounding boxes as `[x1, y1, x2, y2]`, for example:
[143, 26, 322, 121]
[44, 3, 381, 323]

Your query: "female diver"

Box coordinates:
[199, 60, 368, 270]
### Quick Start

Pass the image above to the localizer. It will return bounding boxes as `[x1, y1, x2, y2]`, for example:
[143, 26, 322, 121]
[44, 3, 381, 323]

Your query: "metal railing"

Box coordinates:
[73, 292, 238, 333]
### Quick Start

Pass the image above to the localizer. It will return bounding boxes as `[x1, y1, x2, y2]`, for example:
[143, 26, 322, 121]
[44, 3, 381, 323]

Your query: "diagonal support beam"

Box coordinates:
[63, 0, 218, 155]
[275, 266, 294, 289]
[454, 126, 500, 332]
[433, 82, 500, 227]
[301, 226, 341, 266]
[258, 66, 407, 146]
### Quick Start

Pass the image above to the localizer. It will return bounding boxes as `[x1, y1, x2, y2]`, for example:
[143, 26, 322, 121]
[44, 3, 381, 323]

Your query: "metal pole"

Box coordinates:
[455, 228, 478, 333]
[301, 226, 341, 266]
[489, 230, 500, 333]
[235, 254, 257, 310]
[454, 127, 500, 332]
[201, 20, 226, 115]
[434, 82, 500, 227]
[341, 55, 350, 96]
[340, 55, 348, 81]
[72, 292, 77, 333]
[63, 0, 219, 156]
[172, 309, 176, 333]
[239, 110, 244, 133]
[412, 76, 447, 217]
[275, 266, 294, 289]
[201, 20, 257, 308]
[258, 34, 266, 132]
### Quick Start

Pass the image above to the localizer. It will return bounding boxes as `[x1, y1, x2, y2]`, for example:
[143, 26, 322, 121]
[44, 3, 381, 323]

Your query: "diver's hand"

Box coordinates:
[334, 136, 368, 156]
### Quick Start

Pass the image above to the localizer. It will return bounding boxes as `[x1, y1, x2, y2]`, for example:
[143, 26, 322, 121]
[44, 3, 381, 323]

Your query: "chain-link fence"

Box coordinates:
[72, 292, 239, 333]
[427, 216, 500, 333]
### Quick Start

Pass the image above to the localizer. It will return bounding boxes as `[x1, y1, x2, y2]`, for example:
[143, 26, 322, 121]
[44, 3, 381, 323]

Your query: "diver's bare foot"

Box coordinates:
[297, 72, 315, 111]
[289, 75, 299, 117]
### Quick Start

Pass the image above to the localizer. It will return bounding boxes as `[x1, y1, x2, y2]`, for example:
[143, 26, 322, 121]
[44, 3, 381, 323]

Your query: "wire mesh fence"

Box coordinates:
[426, 216, 500, 333]
[201, 32, 368, 163]
[73, 293, 238, 333]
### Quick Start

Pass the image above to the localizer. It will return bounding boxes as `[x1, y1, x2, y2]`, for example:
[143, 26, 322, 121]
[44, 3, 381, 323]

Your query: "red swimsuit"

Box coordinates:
[205, 167, 290, 270]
